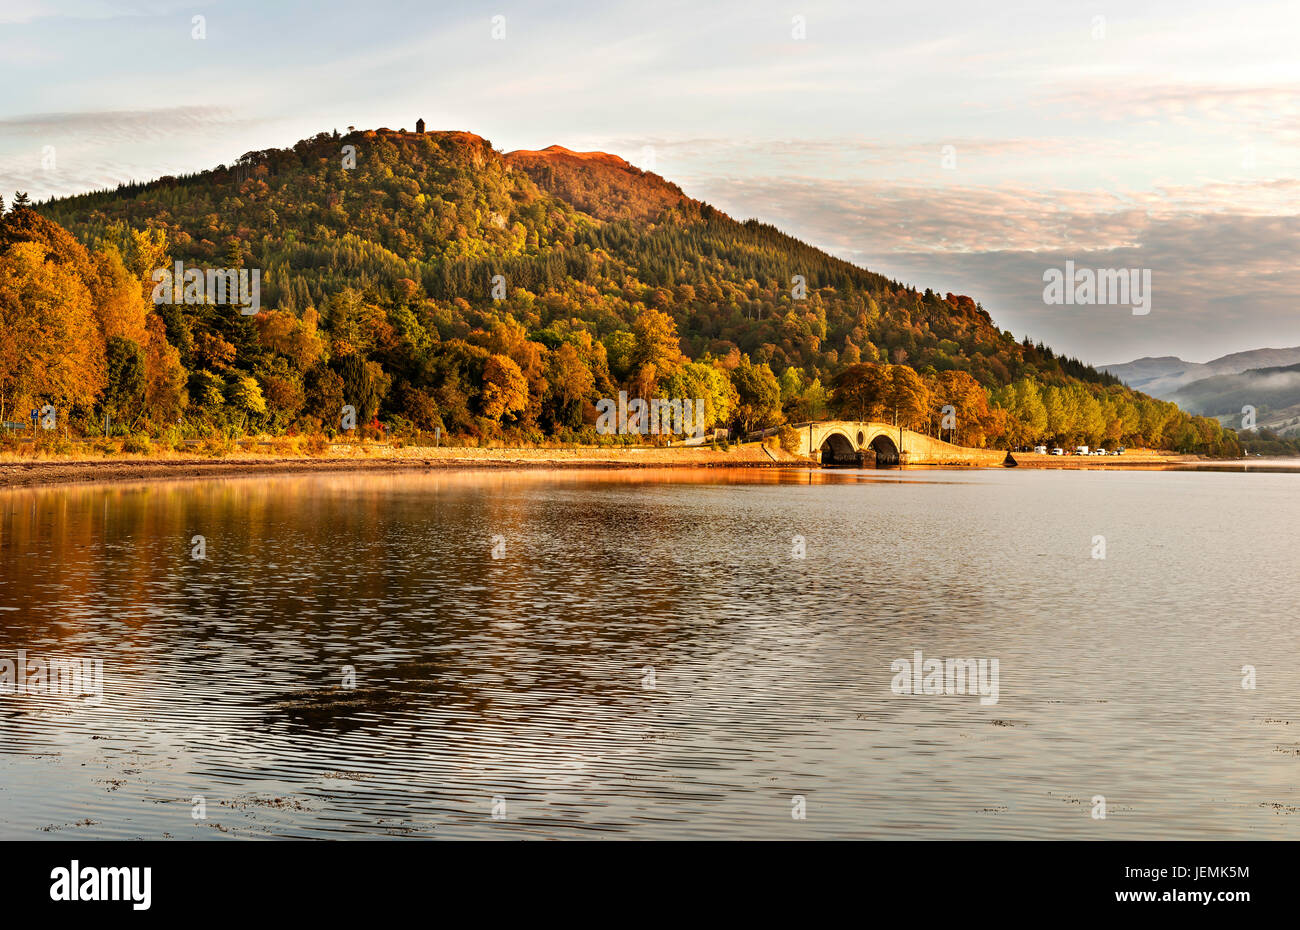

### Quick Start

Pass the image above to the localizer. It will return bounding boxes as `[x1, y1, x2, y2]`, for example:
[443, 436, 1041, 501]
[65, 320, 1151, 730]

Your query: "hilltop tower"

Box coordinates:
[415, 118, 425, 133]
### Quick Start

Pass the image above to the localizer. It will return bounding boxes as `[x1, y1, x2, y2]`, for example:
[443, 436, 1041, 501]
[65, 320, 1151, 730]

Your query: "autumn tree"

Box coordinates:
[0, 240, 106, 420]
[544, 341, 595, 429]
[480, 353, 528, 422]
[126, 227, 169, 296]
[194, 331, 237, 371]
[933, 370, 991, 444]
[225, 374, 267, 427]
[143, 313, 187, 422]
[630, 308, 684, 393]
[477, 317, 547, 425]
[304, 363, 346, 429]
[885, 364, 930, 429]
[993, 379, 1048, 445]
[90, 246, 148, 345]
[730, 356, 782, 434]
[395, 384, 443, 431]
[661, 359, 737, 431]
[255, 309, 324, 372]
[829, 363, 887, 422]
[603, 330, 637, 383]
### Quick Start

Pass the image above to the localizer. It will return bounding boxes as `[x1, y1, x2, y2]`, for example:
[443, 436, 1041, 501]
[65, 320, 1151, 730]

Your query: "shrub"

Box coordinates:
[157, 425, 185, 450]
[197, 435, 235, 458]
[303, 434, 328, 456]
[122, 434, 152, 455]
[30, 431, 58, 456]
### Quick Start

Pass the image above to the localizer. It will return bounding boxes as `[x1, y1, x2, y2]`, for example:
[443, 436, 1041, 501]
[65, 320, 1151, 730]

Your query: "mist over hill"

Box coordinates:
[1168, 362, 1300, 436]
[1101, 346, 1300, 399]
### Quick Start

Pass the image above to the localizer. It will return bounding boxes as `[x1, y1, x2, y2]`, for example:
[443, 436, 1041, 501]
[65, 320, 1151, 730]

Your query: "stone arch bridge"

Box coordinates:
[788, 421, 1008, 467]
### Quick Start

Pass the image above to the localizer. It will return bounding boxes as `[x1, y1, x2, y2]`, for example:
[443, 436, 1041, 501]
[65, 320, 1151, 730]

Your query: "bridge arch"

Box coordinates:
[818, 430, 857, 465]
[867, 432, 899, 466]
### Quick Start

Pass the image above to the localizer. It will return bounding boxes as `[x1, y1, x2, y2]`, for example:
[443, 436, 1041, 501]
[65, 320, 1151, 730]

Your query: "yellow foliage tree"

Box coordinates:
[143, 313, 187, 422]
[480, 353, 528, 422]
[0, 240, 107, 421]
[90, 245, 149, 345]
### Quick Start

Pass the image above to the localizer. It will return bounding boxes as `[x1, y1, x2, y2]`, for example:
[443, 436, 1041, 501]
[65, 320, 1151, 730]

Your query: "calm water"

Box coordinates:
[1, 466, 1297, 839]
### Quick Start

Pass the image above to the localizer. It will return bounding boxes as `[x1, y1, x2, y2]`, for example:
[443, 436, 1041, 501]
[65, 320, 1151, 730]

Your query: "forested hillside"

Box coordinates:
[0, 126, 1238, 454]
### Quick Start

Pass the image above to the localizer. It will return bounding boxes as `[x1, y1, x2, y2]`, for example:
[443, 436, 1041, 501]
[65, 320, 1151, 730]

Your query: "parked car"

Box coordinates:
[1075, 445, 1090, 455]
[1050, 447, 1064, 456]
[1092, 449, 1108, 456]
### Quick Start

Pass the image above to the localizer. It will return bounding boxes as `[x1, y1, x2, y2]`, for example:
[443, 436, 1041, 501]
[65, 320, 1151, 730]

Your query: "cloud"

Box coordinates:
[681, 173, 1300, 363]
[1038, 83, 1300, 128]
[0, 106, 239, 145]
[0, 0, 169, 25]
[0, 107, 273, 201]
[603, 135, 1118, 181]
[0, 0, 56, 24]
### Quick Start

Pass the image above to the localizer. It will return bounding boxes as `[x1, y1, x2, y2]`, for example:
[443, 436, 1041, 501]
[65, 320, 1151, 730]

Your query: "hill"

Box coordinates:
[503, 144, 693, 223]
[0, 125, 1238, 454]
[1170, 362, 1300, 435]
[1101, 346, 1300, 399]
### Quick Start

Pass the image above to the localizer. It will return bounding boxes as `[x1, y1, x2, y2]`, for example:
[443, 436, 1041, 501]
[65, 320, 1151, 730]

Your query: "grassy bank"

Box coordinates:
[0, 439, 810, 487]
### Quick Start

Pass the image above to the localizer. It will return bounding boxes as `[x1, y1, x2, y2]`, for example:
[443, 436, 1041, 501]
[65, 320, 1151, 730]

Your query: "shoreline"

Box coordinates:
[0, 441, 803, 488]
[1004, 450, 1202, 469]
[0, 454, 790, 489]
[0, 443, 1223, 488]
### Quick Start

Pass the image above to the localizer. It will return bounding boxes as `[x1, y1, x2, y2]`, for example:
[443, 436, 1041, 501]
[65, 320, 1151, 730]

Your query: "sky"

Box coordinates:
[2, 0, 1298, 366]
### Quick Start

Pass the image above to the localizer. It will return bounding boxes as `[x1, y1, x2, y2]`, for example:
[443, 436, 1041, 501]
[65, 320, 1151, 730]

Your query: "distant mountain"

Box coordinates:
[1170, 362, 1300, 434]
[1100, 346, 1300, 399]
